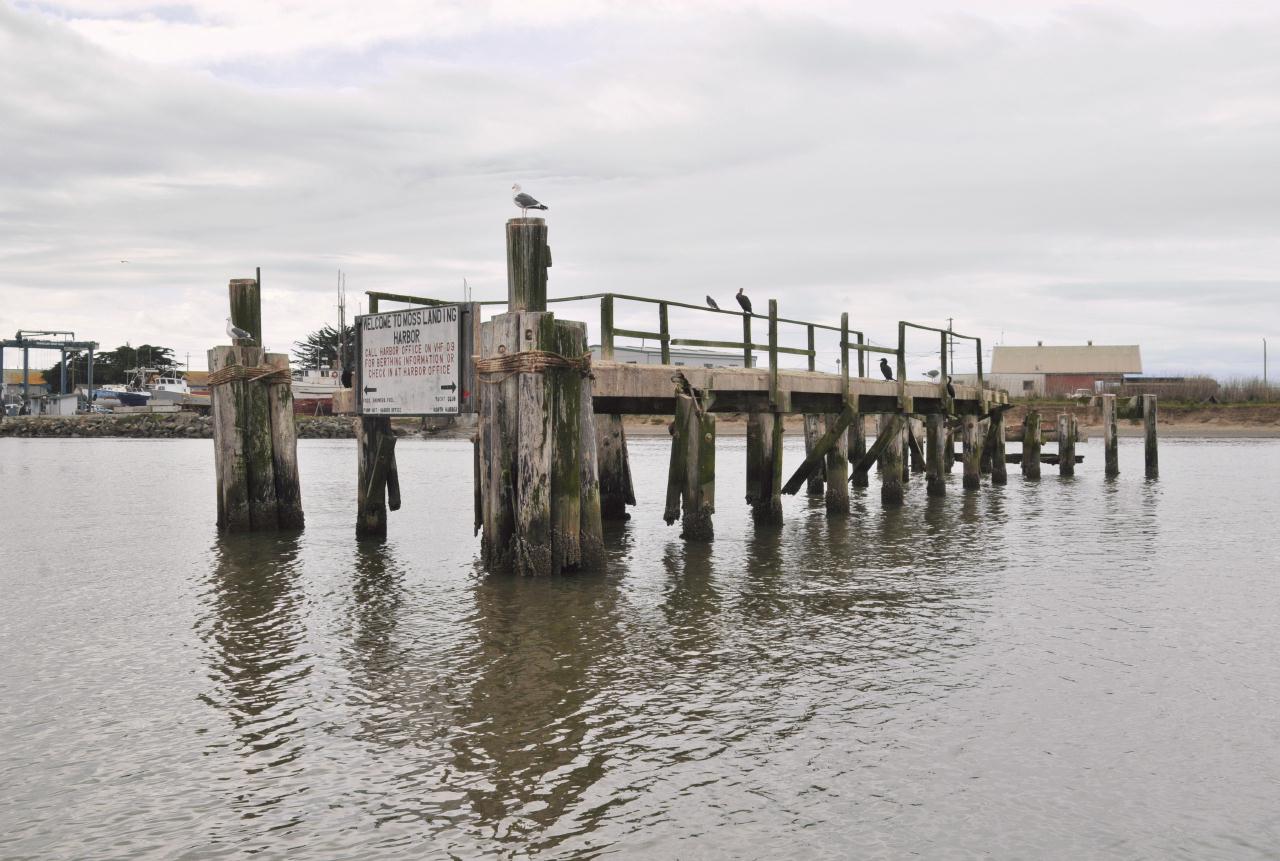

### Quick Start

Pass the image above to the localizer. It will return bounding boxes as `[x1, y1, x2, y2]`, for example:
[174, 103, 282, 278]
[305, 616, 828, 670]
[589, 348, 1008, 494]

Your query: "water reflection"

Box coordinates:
[445, 572, 626, 849]
[197, 533, 310, 816]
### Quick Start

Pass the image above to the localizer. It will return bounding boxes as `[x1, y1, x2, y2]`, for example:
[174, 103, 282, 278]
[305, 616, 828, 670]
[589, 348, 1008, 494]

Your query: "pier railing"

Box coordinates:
[364, 290, 983, 406]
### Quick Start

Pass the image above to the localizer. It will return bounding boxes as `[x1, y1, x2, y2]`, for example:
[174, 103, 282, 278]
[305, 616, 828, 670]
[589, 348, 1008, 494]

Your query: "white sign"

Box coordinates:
[360, 306, 460, 415]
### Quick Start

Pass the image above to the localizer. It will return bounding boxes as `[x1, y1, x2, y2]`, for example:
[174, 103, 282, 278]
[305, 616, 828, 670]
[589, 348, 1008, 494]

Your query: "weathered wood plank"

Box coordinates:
[208, 345, 250, 531]
[596, 414, 632, 520]
[746, 412, 784, 523]
[265, 351, 304, 529]
[228, 278, 261, 345]
[1058, 413, 1077, 477]
[514, 312, 554, 575]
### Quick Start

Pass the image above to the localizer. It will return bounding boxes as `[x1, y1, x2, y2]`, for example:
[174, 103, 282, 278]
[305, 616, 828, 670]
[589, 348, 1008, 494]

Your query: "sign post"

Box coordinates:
[357, 305, 463, 416]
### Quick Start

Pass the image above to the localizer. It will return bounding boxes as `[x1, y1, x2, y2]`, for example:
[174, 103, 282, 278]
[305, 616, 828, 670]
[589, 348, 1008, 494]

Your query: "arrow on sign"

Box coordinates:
[441, 382, 457, 392]
[364, 386, 377, 394]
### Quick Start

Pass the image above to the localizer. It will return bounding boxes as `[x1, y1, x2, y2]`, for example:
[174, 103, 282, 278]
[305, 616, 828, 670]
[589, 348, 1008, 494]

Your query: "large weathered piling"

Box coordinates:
[1143, 394, 1159, 479]
[746, 412, 784, 524]
[848, 412, 868, 488]
[208, 277, 302, 533]
[1058, 413, 1077, 477]
[961, 414, 982, 490]
[1022, 411, 1042, 480]
[989, 408, 1008, 486]
[477, 218, 603, 574]
[926, 413, 946, 497]
[823, 412, 850, 514]
[908, 417, 926, 473]
[880, 416, 905, 506]
[1101, 394, 1119, 477]
[803, 415, 825, 496]
[666, 392, 715, 540]
[595, 414, 635, 520]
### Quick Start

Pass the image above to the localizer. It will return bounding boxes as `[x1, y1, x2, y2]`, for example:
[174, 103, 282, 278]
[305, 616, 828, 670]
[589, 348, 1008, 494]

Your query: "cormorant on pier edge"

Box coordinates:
[736, 288, 753, 315]
[879, 357, 893, 380]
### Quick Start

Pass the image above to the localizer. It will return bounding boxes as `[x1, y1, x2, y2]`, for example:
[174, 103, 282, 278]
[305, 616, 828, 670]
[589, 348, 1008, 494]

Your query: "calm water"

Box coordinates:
[2, 434, 1279, 859]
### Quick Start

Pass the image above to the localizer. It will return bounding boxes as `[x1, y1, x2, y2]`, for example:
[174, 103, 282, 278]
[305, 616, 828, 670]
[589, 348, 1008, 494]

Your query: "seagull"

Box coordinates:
[706, 296, 720, 311]
[226, 317, 253, 341]
[735, 288, 753, 315]
[879, 357, 894, 381]
[511, 183, 548, 216]
[945, 376, 956, 399]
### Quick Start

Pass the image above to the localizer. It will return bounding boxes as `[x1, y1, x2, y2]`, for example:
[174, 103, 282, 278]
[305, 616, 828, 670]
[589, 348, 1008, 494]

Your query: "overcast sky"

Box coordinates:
[2, 0, 1277, 378]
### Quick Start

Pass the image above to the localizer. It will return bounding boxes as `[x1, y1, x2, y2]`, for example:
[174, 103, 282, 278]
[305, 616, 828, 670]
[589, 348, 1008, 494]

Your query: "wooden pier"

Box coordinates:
[316, 216, 1161, 574]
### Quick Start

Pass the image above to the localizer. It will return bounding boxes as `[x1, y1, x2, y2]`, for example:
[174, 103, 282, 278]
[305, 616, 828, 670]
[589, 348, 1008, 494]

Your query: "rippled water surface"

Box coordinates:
[2, 435, 1279, 859]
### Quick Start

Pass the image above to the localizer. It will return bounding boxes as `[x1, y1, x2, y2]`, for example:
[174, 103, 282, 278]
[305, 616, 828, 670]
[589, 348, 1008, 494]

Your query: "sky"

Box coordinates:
[1, 0, 1277, 379]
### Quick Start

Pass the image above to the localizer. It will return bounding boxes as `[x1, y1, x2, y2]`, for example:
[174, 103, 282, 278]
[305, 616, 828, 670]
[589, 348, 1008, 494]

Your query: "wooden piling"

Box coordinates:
[506, 218, 550, 311]
[823, 412, 850, 514]
[926, 413, 946, 497]
[746, 412, 784, 524]
[944, 426, 956, 473]
[228, 278, 261, 345]
[900, 421, 911, 484]
[803, 415, 825, 495]
[990, 408, 1008, 486]
[1143, 394, 1159, 479]
[357, 416, 394, 538]
[1058, 413, 1077, 477]
[962, 414, 981, 490]
[1022, 411, 1041, 480]
[596, 414, 635, 520]
[1101, 394, 1119, 477]
[880, 416, 905, 506]
[848, 412, 868, 488]
[669, 393, 715, 540]
[209, 278, 303, 533]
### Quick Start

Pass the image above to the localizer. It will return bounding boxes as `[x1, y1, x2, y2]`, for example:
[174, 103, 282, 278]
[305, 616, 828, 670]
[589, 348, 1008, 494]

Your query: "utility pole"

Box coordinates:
[1265, 337, 1268, 388]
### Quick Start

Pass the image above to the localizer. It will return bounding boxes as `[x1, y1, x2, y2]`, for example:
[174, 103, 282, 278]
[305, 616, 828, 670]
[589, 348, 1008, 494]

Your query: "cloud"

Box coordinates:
[1, 1, 1278, 380]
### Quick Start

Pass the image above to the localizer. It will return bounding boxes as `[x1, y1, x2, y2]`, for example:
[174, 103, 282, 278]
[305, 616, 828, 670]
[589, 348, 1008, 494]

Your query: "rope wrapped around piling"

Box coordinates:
[207, 364, 292, 387]
[475, 350, 592, 384]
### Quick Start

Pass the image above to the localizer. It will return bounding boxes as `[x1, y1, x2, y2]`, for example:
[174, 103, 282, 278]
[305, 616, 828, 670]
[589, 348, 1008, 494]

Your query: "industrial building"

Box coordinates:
[986, 343, 1143, 397]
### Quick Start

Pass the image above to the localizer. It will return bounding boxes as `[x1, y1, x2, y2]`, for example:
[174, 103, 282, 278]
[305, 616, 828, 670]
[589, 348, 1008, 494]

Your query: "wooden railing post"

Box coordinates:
[600, 294, 614, 360]
[742, 313, 752, 367]
[857, 332, 865, 377]
[807, 324, 816, 372]
[659, 302, 670, 365]
[840, 313, 850, 404]
[940, 330, 950, 409]
[768, 300, 779, 408]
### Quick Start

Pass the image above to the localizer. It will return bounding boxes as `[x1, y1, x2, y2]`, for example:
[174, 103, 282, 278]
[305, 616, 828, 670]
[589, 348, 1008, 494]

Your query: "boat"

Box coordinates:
[293, 367, 343, 415]
[147, 374, 192, 403]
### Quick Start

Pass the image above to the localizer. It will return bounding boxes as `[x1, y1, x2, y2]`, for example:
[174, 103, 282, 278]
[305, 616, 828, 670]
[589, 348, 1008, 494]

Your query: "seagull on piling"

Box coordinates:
[511, 183, 548, 217]
[880, 357, 894, 381]
[706, 296, 720, 310]
[735, 288, 753, 315]
[226, 317, 253, 341]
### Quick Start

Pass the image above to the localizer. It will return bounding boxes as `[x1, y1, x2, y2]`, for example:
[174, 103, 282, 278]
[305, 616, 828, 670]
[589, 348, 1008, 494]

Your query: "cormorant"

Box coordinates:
[511, 183, 548, 216]
[735, 288, 753, 315]
[706, 296, 720, 311]
[945, 376, 956, 399]
[879, 357, 893, 380]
